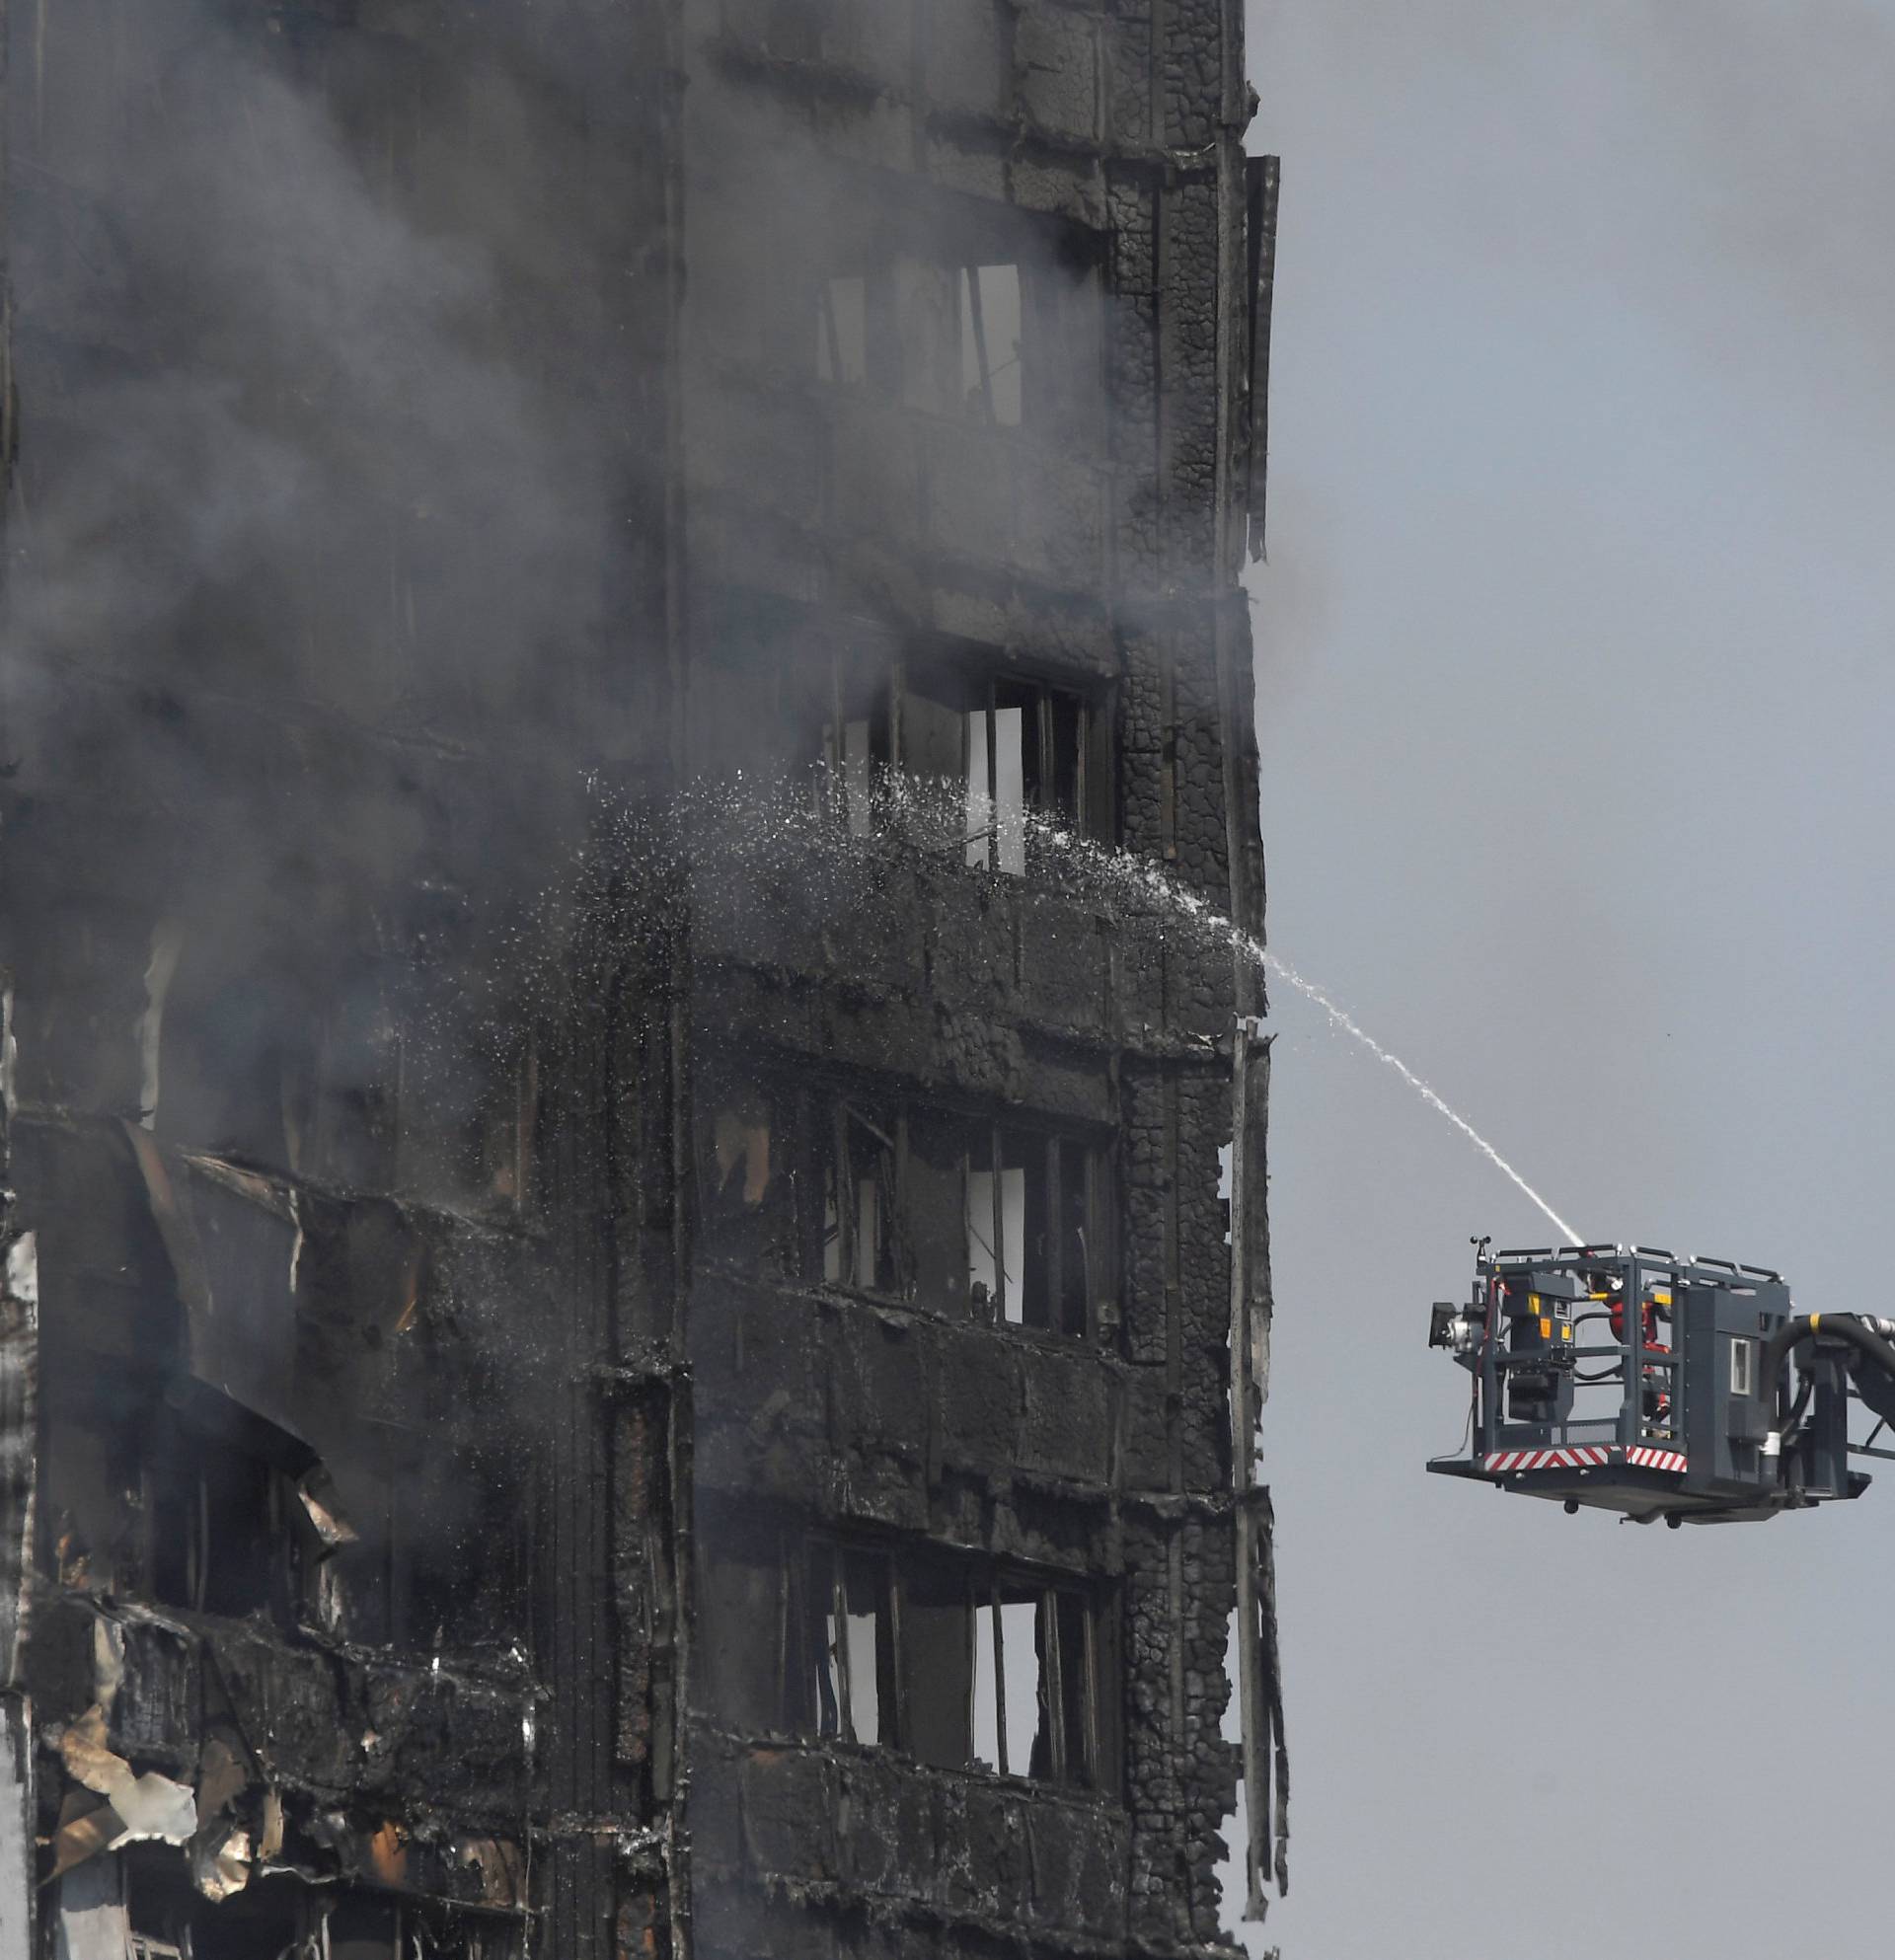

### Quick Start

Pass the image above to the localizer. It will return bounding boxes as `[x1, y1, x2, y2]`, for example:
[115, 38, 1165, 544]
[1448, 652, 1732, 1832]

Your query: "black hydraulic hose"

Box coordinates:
[1761, 1314, 1895, 1458]
[1776, 1371, 1814, 1449]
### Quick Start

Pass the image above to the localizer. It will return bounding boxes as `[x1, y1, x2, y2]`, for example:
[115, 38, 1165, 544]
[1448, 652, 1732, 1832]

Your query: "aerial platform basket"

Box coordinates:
[1426, 1242, 1887, 1526]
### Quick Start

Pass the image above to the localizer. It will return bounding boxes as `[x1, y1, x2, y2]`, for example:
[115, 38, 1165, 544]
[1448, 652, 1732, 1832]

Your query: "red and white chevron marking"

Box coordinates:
[1625, 1446, 1688, 1474]
[1480, 1445, 1688, 1476]
[1481, 1446, 1612, 1474]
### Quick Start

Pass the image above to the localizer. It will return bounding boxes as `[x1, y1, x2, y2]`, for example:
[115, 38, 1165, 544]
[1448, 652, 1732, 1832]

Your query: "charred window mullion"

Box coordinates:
[816, 277, 840, 383]
[776, 1527, 794, 1729]
[1075, 698, 1090, 829]
[828, 1104, 854, 1286]
[991, 1122, 1007, 1323]
[985, 683, 999, 868]
[893, 1109, 911, 1298]
[1080, 1595, 1101, 1786]
[1041, 1588, 1066, 1782]
[1035, 683, 1055, 815]
[989, 1575, 1009, 1775]
[965, 264, 995, 423]
[1045, 1136, 1064, 1333]
[831, 1549, 853, 1741]
[880, 1550, 902, 1752]
[1084, 1144, 1100, 1342]
[961, 1569, 976, 1762]
[792, 1537, 1117, 1785]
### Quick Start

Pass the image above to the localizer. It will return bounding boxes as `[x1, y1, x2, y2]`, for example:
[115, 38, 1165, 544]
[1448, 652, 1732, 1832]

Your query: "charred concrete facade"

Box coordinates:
[0, 4, 1279, 1958]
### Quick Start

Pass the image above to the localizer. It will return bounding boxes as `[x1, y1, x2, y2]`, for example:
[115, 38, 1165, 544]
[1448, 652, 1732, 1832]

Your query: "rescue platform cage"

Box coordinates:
[1423, 1244, 1871, 1522]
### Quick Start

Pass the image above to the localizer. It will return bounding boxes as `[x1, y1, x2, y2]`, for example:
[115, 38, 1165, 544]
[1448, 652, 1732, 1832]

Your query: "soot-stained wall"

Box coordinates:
[678, 4, 1277, 1959]
[0, 1, 1277, 1956]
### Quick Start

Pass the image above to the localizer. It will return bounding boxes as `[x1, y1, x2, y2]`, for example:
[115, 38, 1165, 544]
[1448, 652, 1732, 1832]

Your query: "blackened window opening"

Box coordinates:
[958, 264, 1023, 425]
[938, 673, 1108, 875]
[696, 1080, 1113, 1340]
[789, 633, 1112, 864]
[785, 1538, 1115, 1793]
[140, 1414, 306, 1621]
[806, 213, 1102, 449]
[822, 1102, 898, 1293]
[966, 1125, 1098, 1337]
[815, 269, 898, 392]
[799, 1542, 894, 1745]
[814, 648, 892, 838]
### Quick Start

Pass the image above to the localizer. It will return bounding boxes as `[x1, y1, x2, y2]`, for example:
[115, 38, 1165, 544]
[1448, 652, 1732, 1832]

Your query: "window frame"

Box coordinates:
[781, 616, 1118, 862]
[695, 1076, 1118, 1344]
[800, 194, 1106, 448]
[899, 658, 1114, 872]
[964, 1120, 1115, 1342]
[822, 1100, 901, 1294]
[786, 1535, 1118, 1796]
[1730, 1335, 1756, 1398]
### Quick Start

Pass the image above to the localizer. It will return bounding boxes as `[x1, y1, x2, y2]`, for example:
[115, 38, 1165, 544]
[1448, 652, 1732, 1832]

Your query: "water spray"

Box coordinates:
[991, 801, 1580, 1244]
[1256, 953, 1579, 1245]
[536, 773, 1582, 1245]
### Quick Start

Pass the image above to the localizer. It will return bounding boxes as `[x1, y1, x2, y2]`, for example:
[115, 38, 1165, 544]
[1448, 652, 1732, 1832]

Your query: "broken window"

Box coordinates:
[900, 1555, 975, 1771]
[822, 1102, 898, 1294]
[118, 1849, 453, 1960]
[818, 694, 889, 839]
[808, 208, 1101, 442]
[1021, 234, 1106, 448]
[787, 1540, 1115, 1792]
[41, 1372, 150, 1602]
[321, 1892, 518, 1960]
[809, 645, 893, 837]
[816, 272, 866, 385]
[117, 1842, 390, 1960]
[815, 268, 896, 392]
[699, 1077, 906, 1296]
[972, 1579, 1103, 1784]
[328, 1896, 410, 1960]
[693, 1079, 1113, 1336]
[698, 1074, 799, 1278]
[958, 264, 1023, 426]
[896, 662, 1110, 874]
[954, 223, 1103, 443]
[963, 1137, 1023, 1322]
[794, 629, 1112, 861]
[801, 1542, 893, 1746]
[965, 1125, 1108, 1338]
[960, 676, 1106, 873]
[902, 1112, 968, 1317]
[963, 691, 1029, 873]
[711, 1100, 774, 1212]
[139, 1409, 315, 1621]
[697, 1537, 785, 1734]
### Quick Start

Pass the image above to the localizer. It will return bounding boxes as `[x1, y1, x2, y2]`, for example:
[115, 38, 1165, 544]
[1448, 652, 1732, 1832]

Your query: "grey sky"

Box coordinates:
[1241, 5, 1895, 1955]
